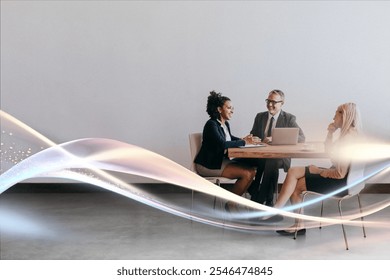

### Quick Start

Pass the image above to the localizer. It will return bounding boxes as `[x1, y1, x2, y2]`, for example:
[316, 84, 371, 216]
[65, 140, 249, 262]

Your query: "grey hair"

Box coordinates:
[269, 89, 285, 101]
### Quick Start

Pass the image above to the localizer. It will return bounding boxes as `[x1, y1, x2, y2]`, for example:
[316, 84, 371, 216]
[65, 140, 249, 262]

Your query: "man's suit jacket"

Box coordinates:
[250, 110, 305, 171]
[194, 118, 245, 169]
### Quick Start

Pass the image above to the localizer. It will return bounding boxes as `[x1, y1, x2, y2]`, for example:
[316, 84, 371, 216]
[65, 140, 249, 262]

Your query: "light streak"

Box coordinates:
[1, 109, 389, 236]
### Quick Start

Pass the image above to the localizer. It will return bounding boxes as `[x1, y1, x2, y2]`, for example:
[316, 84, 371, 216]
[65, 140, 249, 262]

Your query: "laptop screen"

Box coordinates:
[271, 128, 299, 145]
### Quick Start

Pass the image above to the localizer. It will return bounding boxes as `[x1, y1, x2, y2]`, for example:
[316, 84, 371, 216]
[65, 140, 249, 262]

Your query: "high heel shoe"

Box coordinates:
[276, 228, 306, 236]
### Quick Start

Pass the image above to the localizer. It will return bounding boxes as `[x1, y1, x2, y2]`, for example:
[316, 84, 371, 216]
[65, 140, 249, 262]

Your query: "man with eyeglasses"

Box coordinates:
[247, 89, 305, 207]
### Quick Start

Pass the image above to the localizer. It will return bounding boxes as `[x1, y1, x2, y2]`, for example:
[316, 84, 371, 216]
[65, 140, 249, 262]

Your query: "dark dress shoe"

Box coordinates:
[276, 228, 306, 236]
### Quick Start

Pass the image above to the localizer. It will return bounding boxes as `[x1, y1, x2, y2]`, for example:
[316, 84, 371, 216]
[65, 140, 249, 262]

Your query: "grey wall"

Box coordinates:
[1, 1, 389, 182]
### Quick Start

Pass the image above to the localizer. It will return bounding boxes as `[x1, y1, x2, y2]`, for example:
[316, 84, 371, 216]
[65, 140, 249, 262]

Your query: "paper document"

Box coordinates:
[239, 144, 266, 148]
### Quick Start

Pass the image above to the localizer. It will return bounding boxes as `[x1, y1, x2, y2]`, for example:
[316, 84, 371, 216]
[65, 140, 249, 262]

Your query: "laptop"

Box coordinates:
[270, 127, 299, 145]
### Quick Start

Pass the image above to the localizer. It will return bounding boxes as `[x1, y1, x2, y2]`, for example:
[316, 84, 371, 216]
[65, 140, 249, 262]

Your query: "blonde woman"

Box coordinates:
[272, 103, 362, 235]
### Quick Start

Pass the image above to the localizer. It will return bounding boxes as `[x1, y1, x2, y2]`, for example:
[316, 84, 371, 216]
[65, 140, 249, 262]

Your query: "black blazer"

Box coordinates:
[250, 110, 305, 171]
[194, 119, 245, 169]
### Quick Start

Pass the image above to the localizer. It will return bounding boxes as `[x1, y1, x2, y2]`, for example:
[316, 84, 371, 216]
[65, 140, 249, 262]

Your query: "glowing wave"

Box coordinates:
[1, 110, 390, 235]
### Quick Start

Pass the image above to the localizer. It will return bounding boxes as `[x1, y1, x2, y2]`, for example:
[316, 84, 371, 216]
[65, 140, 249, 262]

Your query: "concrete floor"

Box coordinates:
[0, 189, 389, 260]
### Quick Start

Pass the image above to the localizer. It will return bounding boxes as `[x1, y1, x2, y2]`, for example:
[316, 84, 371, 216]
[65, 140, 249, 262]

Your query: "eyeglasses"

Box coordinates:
[265, 99, 283, 105]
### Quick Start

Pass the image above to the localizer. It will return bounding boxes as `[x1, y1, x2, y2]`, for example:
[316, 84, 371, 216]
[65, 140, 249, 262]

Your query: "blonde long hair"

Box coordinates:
[339, 102, 362, 137]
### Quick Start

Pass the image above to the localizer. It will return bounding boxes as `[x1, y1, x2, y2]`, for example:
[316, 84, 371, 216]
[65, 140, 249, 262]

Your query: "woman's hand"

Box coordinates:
[243, 134, 262, 145]
[327, 122, 337, 134]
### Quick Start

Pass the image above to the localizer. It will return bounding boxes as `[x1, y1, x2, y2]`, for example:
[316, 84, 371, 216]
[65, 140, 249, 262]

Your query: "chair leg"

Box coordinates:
[294, 192, 308, 239]
[274, 182, 279, 202]
[190, 190, 194, 224]
[319, 201, 324, 229]
[338, 200, 349, 250]
[294, 204, 304, 240]
[213, 179, 221, 210]
[357, 194, 367, 238]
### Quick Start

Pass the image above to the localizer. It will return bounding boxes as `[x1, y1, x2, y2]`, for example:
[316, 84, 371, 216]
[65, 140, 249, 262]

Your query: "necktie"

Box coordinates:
[267, 117, 274, 137]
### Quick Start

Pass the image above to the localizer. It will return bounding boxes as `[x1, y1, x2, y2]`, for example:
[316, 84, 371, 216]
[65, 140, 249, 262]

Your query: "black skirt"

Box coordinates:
[305, 166, 348, 197]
